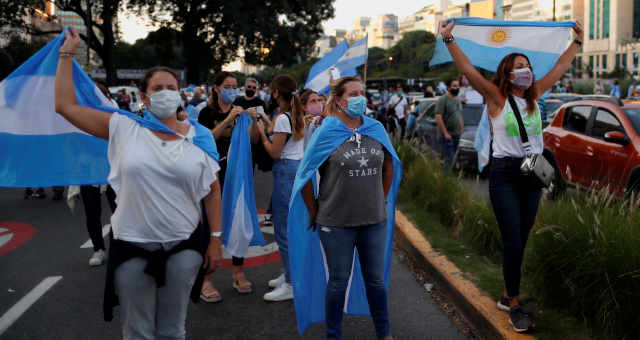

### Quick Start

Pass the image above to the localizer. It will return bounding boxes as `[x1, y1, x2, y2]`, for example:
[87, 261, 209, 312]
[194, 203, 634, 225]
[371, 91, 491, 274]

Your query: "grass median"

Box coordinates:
[395, 139, 639, 340]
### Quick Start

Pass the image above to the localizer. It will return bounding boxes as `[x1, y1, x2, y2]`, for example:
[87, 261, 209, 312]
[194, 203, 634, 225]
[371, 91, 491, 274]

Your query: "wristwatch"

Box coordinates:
[211, 231, 222, 238]
[443, 35, 455, 44]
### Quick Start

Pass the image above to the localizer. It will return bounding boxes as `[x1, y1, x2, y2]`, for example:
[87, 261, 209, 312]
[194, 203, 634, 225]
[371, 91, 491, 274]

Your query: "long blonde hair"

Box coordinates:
[324, 76, 361, 117]
[271, 75, 305, 141]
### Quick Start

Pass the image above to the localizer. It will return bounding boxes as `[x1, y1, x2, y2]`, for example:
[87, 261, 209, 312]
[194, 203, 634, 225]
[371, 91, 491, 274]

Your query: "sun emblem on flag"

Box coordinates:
[490, 29, 509, 45]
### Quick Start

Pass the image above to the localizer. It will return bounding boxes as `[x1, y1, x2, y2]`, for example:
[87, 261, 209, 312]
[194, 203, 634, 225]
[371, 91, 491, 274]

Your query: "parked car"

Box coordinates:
[542, 99, 565, 127]
[547, 93, 583, 103]
[543, 95, 640, 197]
[109, 86, 143, 113]
[413, 103, 485, 171]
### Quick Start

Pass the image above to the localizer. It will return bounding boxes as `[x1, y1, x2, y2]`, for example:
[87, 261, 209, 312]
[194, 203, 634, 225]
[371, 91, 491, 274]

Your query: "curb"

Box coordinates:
[394, 210, 533, 340]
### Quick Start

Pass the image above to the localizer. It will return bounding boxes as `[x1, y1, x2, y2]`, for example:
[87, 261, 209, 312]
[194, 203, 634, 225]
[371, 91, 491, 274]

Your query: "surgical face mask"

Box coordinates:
[149, 90, 182, 119]
[345, 96, 366, 118]
[307, 102, 323, 116]
[245, 89, 256, 98]
[449, 88, 460, 96]
[510, 67, 533, 90]
[220, 88, 237, 104]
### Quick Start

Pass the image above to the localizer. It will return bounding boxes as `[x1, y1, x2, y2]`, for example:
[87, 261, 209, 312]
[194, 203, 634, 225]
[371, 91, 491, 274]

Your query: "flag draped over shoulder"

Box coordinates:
[221, 113, 265, 257]
[305, 36, 368, 94]
[430, 17, 574, 79]
[0, 28, 218, 187]
[287, 116, 402, 334]
[474, 106, 491, 172]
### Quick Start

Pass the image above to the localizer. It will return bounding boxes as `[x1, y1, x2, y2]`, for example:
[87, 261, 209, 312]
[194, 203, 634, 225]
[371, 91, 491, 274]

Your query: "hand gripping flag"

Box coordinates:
[0, 28, 218, 187]
[221, 113, 265, 257]
[429, 18, 574, 80]
[287, 116, 402, 334]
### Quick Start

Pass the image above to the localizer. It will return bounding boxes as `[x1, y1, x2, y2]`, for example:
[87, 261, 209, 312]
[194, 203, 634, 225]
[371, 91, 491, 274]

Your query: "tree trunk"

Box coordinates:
[182, 21, 201, 85]
[101, 2, 117, 86]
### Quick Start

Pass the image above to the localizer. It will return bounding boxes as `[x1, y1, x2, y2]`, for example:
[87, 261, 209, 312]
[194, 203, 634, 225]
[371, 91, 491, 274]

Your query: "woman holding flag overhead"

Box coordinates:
[54, 28, 222, 339]
[289, 76, 401, 340]
[439, 19, 583, 333]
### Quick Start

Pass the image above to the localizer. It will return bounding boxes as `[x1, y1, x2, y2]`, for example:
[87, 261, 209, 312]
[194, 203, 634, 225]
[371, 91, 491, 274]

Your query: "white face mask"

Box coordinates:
[149, 90, 182, 119]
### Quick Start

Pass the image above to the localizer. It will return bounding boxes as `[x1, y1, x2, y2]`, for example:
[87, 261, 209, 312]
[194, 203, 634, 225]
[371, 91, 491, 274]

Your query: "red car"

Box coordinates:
[543, 96, 640, 196]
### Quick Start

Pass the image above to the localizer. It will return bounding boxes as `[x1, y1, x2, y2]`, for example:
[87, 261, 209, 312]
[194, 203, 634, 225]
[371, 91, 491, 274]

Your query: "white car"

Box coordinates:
[109, 86, 143, 113]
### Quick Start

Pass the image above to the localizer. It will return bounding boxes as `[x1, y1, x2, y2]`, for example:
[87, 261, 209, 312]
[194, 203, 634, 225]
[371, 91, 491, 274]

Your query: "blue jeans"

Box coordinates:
[317, 221, 390, 340]
[272, 158, 300, 283]
[489, 157, 542, 298]
[441, 135, 460, 169]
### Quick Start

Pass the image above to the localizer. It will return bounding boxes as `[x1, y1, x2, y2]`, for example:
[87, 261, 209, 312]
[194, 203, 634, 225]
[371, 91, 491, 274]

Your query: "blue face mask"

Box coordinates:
[220, 88, 237, 104]
[345, 96, 366, 118]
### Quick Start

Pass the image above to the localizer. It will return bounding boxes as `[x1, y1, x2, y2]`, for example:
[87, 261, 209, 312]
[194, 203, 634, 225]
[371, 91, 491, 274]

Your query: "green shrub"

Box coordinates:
[395, 140, 640, 339]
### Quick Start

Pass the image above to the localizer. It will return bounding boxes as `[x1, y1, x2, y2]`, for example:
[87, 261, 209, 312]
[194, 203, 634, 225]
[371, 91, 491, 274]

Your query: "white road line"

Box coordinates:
[80, 224, 110, 249]
[0, 276, 63, 336]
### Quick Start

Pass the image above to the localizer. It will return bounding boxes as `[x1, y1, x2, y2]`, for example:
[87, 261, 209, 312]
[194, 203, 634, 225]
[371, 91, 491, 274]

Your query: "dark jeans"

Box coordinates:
[440, 136, 460, 169]
[317, 221, 390, 340]
[489, 157, 542, 298]
[80, 185, 117, 251]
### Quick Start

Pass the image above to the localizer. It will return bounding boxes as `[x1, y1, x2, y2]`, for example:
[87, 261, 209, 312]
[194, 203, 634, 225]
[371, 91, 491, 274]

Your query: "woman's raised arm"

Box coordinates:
[439, 20, 502, 108]
[55, 28, 111, 140]
[534, 21, 584, 97]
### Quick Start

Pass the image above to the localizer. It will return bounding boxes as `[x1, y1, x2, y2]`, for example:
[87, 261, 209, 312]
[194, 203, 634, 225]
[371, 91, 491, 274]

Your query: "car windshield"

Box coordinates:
[545, 101, 563, 115]
[623, 109, 640, 134]
[462, 105, 484, 126]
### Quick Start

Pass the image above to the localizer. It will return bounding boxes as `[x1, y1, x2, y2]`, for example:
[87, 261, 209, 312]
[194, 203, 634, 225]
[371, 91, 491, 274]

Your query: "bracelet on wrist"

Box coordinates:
[211, 231, 222, 238]
[443, 35, 455, 44]
[59, 52, 75, 58]
[573, 39, 582, 47]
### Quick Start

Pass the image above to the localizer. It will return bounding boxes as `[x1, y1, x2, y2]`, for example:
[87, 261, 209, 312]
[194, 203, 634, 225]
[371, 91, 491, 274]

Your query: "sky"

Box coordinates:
[119, 0, 436, 44]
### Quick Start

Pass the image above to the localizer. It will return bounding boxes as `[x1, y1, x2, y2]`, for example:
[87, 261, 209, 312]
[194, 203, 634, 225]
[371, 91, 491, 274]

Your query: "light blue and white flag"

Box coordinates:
[430, 18, 574, 80]
[288, 116, 402, 334]
[0, 28, 114, 187]
[305, 36, 368, 94]
[221, 113, 265, 257]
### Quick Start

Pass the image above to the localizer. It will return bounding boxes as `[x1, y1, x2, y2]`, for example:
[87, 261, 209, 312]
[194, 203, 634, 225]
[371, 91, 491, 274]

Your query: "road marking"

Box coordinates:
[80, 224, 110, 248]
[0, 222, 36, 256]
[0, 276, 63, 336]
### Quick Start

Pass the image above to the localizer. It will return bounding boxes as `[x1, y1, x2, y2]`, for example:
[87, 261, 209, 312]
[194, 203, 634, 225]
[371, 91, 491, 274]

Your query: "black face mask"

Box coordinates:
[246, 90, 255, 97]
[449, 88, 460, 96]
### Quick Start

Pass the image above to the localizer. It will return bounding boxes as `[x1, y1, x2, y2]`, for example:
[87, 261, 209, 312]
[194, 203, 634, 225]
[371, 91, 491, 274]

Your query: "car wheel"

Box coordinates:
[545, 152, 566, 200]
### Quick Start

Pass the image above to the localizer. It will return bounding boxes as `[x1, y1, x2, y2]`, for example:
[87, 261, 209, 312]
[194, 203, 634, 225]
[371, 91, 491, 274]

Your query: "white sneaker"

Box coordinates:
[89, 250, 106, 267]
[263, 282, 293, 301]
[268, 273, 286, 288]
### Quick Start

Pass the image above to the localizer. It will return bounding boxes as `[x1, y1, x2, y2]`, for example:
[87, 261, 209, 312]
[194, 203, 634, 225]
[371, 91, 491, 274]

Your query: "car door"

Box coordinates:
[588, 108, 634, 192]
[553, 105, 595, 185]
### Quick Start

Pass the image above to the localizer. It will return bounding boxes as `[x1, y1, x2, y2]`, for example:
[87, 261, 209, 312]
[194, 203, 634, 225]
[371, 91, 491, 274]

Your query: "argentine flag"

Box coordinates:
[221, 113, 265, 257]
[430, 17, 574, 80]
[0, 28, 114, 187]
[305, 36, 368, 94]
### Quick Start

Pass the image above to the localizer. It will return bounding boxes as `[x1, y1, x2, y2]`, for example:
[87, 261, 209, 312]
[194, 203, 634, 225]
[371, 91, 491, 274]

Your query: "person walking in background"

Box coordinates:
[386, 85, 408, 137]
[256, 74, 305, 302]
[594, 79, 604, 94]
[439, 19, 583, 333]
[55, 28, 222, 339]
[234, 77, 267, 114]
[434, 79, 464, 170]
[301, 89, 324, 148]
[610, 79, 621, 98]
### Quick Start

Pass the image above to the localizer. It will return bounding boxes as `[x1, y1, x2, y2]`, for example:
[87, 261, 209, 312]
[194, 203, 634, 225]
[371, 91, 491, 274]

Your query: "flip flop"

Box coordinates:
[200, 281, 222, 303]
[232, 272, 253, 294]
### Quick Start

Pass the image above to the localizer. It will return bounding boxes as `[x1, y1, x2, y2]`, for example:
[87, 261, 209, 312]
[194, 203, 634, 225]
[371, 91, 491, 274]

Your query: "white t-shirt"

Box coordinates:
[388, 94, 408, 119]
[273, 113, 304, 160]
[107, 114, 220, 243]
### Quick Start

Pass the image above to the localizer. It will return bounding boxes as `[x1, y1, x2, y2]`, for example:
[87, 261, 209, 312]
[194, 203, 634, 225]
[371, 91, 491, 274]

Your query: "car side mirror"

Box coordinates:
[604, 131, 629, 145]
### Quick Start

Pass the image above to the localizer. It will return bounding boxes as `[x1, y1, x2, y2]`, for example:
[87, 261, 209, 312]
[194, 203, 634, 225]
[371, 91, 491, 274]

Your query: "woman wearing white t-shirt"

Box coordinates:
[54, 28, 222, 339]
[256, 75, 305, 301]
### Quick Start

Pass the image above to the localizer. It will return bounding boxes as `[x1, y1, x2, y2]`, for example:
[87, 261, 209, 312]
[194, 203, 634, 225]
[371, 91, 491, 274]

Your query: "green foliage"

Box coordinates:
[113, 27, 185, 70]
[396, 140, 640, 339]
[252, 58, 318, 88]
[0, 37, 46, 80]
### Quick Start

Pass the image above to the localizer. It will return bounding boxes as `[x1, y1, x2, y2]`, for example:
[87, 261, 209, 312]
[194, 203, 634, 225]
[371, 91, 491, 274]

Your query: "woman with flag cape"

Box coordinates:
[54, 28, 222, 338]
[288, 76, 402, 339]
[438, 19, 584, 333]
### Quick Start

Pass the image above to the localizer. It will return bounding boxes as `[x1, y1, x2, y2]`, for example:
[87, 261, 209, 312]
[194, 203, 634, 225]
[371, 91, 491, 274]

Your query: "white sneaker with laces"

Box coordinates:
[268, 273, 285, 288]
[264, 282, 293, 301]
[89, 250, 106, 267]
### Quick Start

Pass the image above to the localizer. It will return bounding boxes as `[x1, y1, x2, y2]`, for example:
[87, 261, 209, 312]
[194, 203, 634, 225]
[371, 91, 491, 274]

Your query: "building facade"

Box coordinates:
[578, 0, 640, 78]
[57, 4, 91, 69]
[366, 14, 399, 49]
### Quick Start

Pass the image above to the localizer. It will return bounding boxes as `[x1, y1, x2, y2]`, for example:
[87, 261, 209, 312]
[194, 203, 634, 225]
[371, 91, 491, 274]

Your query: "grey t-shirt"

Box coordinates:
[316, 134, 389, 227]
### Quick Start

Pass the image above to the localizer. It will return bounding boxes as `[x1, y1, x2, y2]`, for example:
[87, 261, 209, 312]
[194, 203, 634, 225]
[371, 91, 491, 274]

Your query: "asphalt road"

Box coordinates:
[0, 170, 471, 340]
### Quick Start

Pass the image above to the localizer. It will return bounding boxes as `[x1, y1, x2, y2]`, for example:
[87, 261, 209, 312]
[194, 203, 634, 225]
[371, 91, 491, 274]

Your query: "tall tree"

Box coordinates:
[128, 0, 334, 84]
[0, 0, 121, 85]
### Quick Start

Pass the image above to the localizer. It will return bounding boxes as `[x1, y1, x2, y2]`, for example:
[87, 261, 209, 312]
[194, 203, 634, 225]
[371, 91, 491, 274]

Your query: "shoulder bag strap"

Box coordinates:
[507, 95, 533, 155]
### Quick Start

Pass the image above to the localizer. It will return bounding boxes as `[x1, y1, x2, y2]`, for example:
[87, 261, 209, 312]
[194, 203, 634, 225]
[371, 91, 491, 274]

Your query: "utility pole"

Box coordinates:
[552, 0, 556, 21]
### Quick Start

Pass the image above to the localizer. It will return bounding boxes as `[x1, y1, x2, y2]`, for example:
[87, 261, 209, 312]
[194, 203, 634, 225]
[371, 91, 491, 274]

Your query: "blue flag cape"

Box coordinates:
[0, 27, 217, 186]
[221, 113, 265, 256]
[287, 116, 402, 334]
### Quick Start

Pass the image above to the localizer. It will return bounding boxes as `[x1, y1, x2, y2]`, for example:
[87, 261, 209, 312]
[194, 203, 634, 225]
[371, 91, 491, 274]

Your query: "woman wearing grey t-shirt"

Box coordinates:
[301, 77, 394, 340]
